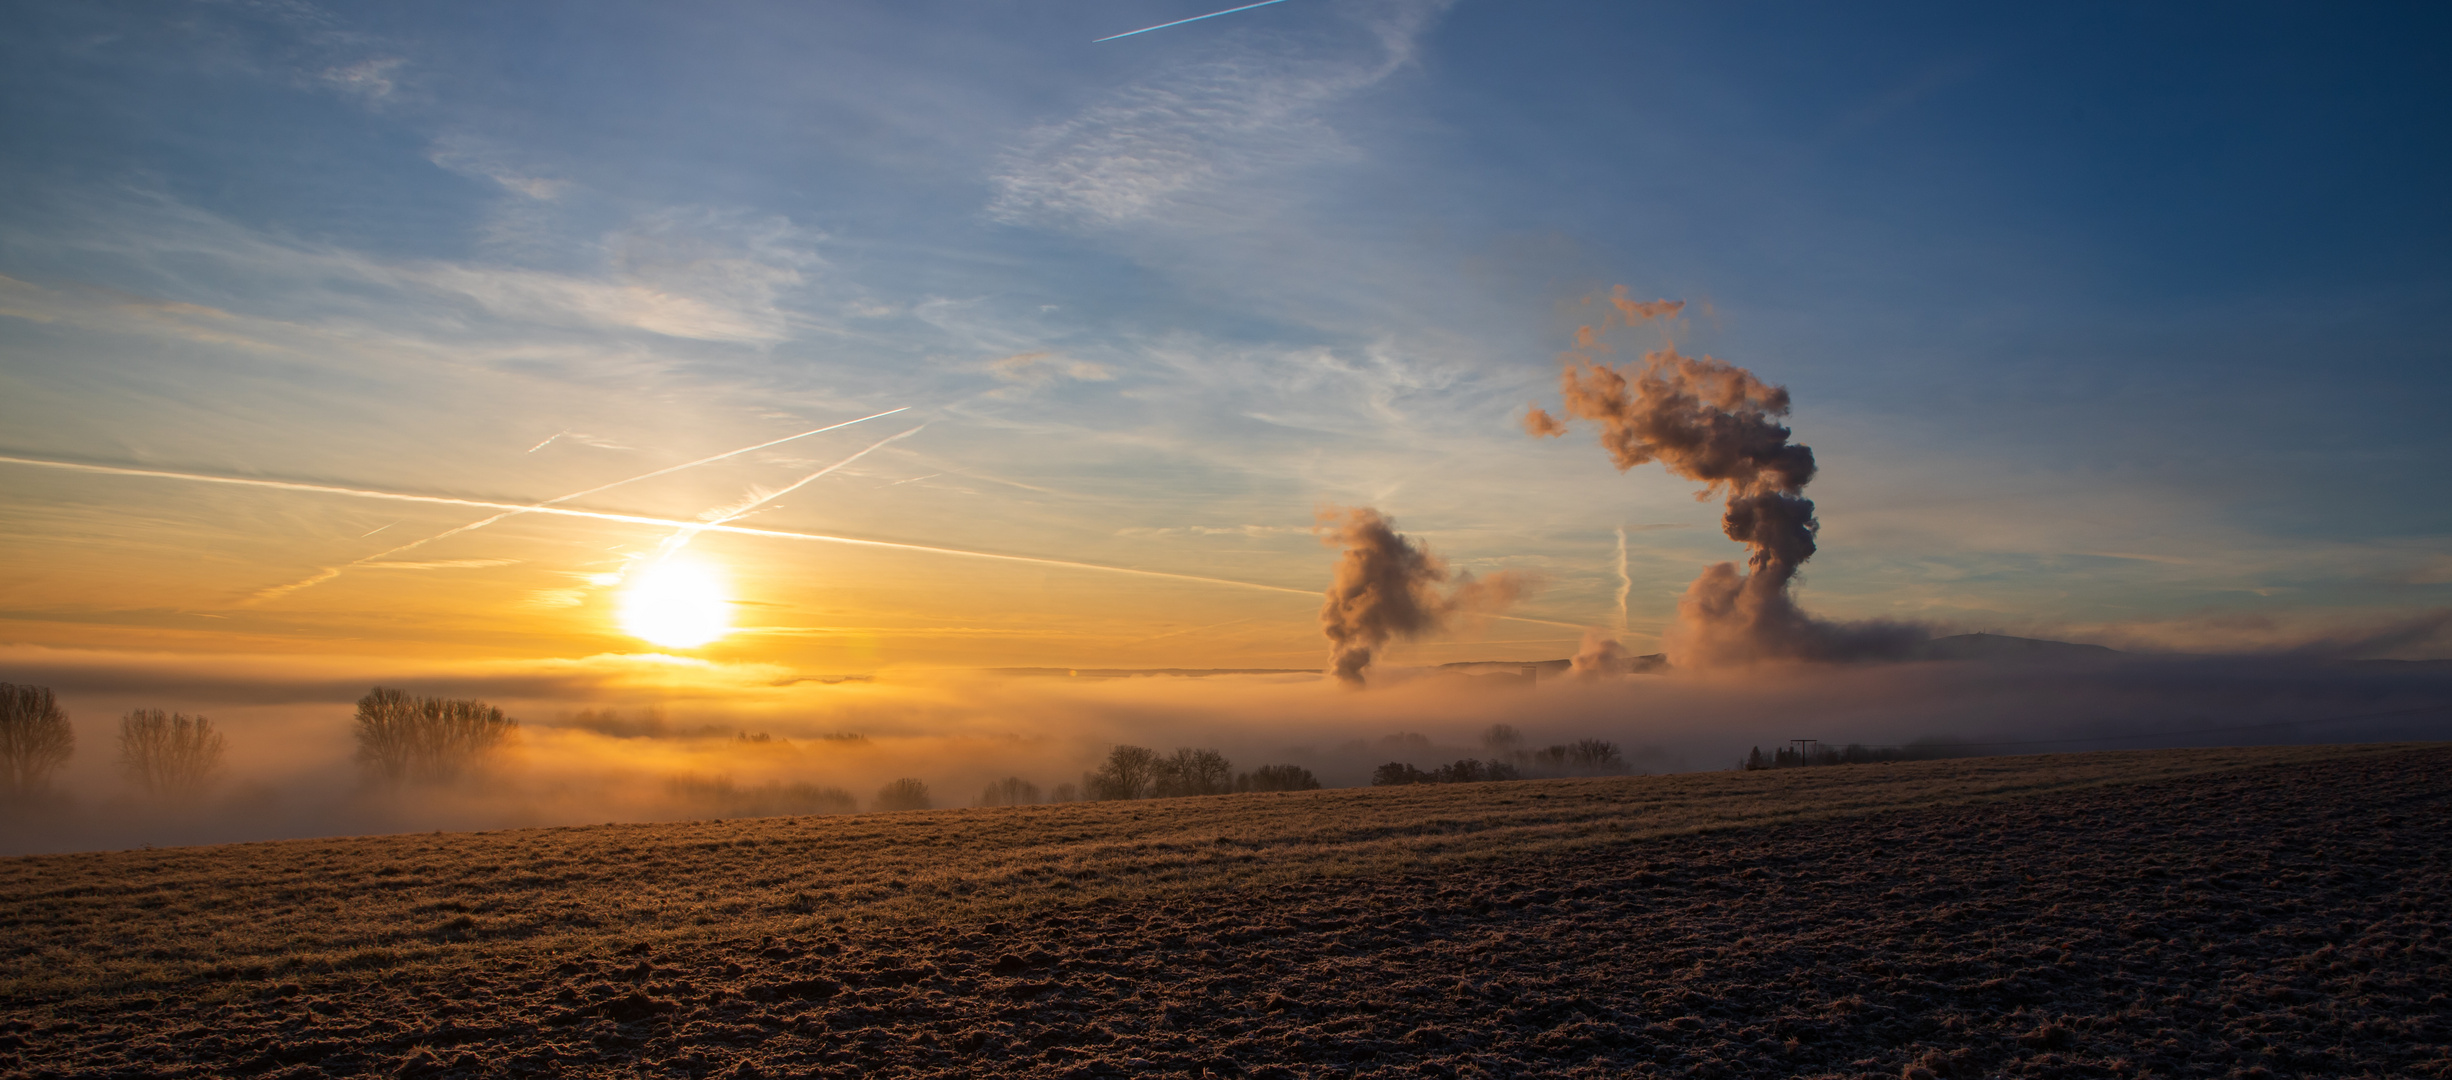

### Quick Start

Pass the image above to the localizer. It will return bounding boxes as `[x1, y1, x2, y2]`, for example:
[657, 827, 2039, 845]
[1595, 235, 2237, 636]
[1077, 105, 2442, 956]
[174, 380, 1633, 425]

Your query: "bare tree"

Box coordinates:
[1236, 764, 1322, 792]
[1480, 723, 1524, 756]
[1151, 748, 1233, 797]
[0, 683, 74, 799]
[1568, 738, 1624, 771]
[978, 776, 1042, 807]
[668, 774, 855, 817]
[353, 687, 518, 783]
[874, 777, 932, 812]
[117, 710, 226, 800]
[1084, 744, 1157, 801]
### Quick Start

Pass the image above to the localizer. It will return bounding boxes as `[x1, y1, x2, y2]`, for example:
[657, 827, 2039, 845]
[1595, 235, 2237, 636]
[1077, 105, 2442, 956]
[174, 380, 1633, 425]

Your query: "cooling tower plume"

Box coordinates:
[1317, 507, 1527, 686]
[1526, 292, 1923, 667]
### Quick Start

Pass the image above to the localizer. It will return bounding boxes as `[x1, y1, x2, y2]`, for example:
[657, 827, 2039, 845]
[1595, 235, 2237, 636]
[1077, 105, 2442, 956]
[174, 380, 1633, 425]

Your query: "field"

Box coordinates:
[3, 743, 2448, 1078]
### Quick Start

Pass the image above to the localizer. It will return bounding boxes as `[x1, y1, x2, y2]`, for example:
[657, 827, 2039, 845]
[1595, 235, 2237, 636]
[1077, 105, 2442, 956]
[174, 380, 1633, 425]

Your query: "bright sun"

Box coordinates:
[616, 557, 733, 649]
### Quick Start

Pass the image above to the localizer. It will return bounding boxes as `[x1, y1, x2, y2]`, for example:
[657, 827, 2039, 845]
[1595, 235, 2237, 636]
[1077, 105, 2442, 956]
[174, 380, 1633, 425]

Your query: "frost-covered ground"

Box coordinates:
[4, 744, 2447, 1078]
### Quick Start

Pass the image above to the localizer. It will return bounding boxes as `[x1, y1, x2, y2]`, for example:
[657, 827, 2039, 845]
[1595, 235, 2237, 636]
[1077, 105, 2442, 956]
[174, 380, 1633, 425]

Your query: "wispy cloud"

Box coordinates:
[989, 1, 1453, 231]
[987, 350, 1113, 383]
[316, 57, 404, 101]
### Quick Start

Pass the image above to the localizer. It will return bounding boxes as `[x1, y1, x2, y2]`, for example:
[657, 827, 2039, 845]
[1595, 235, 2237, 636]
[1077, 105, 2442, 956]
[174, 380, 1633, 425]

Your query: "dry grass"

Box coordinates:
[0, 742, 2399, 1007]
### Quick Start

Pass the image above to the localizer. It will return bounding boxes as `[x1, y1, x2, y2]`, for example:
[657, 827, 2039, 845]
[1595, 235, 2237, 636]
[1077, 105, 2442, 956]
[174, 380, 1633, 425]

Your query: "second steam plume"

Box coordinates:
[1527, 289, 1921, 667]
[1318, 507, 1527, 686]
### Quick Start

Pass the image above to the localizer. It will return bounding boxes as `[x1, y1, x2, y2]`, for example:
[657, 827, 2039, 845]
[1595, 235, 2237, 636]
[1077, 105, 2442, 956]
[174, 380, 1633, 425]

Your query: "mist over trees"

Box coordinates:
[665, 774, 856, 818]
[116, 710, 226, 800]
[1743, 740, 1974, 769]
[0, 683, 74, 800]
[1085, 745, 1159, 801]
[978, 776, 1042, 807]
[1236, 764, 1322, 792]
[1081, 745, 1318, 801]
[1479, 724, 1640, 777]
[874, 777, 932, 812]
[1152, 748, 1232, 797]
[1372, 759, 1523, 786]
[352, 687, 518, 783]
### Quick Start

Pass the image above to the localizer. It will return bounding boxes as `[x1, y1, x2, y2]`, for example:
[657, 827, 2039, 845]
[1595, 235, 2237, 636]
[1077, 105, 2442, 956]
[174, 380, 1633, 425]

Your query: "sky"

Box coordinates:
[4, 0, 2450, 690]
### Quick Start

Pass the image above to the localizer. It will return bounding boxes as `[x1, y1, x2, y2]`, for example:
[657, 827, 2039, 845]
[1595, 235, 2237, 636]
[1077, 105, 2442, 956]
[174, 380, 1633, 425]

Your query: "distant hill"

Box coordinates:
[1912, 633, 2119, 661]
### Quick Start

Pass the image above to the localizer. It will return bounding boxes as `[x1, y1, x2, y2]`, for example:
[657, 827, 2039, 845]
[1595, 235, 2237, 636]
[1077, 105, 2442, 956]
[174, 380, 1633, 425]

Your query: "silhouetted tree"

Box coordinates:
[117, 709, 226, 800]
[352, 687, 518, 783]
[1050, 782, 1081, 803]
[1567, 739, 1623, 769]
[874, 777, 932, 812]
[1151, 748, 1233, 797]
[0, 683, 73, 799]
[668, 774, 855, 817]
[1085, 744, 1158, 800]
[978, 776, 1042, 807]
[1744, 746, 1769, 771]
[1376, 758, 1520, 785]
[1480, 724, 1524, 756]
[1236, 764, 1322, 792]
[1372, 762, 1431, 786]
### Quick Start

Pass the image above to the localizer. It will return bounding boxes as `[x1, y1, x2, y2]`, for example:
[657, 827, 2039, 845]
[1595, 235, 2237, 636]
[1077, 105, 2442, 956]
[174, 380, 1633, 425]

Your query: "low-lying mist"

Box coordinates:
[4, 642, 2449, 856]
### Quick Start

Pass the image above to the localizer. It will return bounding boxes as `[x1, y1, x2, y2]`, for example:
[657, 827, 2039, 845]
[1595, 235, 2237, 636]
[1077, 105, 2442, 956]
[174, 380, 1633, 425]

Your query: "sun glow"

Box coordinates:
[616, 557, 734, 648]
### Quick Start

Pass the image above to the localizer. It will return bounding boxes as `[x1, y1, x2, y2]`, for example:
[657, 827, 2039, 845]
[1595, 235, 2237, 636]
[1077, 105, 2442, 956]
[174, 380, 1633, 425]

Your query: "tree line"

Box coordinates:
[975, 745, 1322, 807]
[1371, 726, 1639, 787]
[2, 682, 230, 802]
[1741, 739, 1974, 769]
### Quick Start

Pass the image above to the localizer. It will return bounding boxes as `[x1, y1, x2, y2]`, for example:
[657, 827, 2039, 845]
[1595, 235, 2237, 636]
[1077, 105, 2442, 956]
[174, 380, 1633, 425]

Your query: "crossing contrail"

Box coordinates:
[1093, 0, 1293, 42]
[243, 407, 910, 602]
[646, 425, 924, 562]
[0, 450, 1592, 631]
[0, 451, 1321, 598]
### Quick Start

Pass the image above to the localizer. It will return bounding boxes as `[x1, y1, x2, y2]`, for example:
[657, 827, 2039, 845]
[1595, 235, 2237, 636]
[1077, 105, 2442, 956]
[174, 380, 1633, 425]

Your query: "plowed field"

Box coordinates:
[4, 744, 2447, 1078]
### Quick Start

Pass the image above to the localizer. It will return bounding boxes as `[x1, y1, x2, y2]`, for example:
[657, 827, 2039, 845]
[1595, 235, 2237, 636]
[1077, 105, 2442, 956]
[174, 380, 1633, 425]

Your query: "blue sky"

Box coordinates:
[2, 0, 2448, 670]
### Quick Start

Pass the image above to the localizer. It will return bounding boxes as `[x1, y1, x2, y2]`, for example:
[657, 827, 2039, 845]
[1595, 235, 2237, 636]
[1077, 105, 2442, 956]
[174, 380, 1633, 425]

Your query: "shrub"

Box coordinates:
[1375, 759, 1519, 785]
[666, 774, 855, 817]
[1237, 764, 1322, 792]
[352, 687, 518, 783]
[1084, 745, 1157, 801]
[1432, 758, 1521, 783]
[1372, 762, 1430, 786]
[117, 710, 226, 800]
[0, 682, 74, 798]
[1480, 723, 1524, 756]
[978, 776, 1042, 807]
[1151, 748, 1232, 797]
[874, 777, 931, 812]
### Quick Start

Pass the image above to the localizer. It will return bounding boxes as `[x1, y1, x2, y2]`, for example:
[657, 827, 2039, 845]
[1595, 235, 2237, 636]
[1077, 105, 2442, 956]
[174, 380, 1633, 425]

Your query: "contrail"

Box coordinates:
[245, 407, 910, 602]
[1615, 526, 1631, 634]
[0, 452, 1319, 597]
[646, 425, 924, 563]
[0, 450, 1592, 631]
[1093, 0, 1293, 42]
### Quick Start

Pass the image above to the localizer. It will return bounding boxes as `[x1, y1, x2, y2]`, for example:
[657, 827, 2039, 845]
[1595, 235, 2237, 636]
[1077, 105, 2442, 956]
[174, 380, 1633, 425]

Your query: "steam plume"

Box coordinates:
[1527, 291, 1921, 667]
[1317, 507, 1528, 686]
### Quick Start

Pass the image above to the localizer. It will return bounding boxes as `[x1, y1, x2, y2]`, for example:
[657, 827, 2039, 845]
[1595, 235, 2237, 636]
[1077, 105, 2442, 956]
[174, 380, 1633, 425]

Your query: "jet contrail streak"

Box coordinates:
[0, 452, 1318, 598]
[1093, 0, 1293, 42]
[1615, 526, 1631, 634]
[246, 407, 911, 602]
[0, 450, 1592, 631]
[649, 425, 924, 561]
